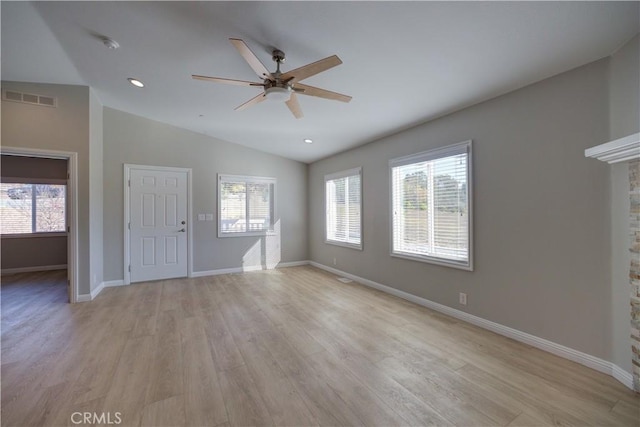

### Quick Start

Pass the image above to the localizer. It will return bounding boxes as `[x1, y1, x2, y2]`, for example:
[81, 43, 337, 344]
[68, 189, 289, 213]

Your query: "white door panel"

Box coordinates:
[130, 168, 188, 282]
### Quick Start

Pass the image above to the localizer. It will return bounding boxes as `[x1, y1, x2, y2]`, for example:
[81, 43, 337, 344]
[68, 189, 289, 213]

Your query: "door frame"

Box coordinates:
[123, 164, 193, 285]
[0, 146, 79, 303]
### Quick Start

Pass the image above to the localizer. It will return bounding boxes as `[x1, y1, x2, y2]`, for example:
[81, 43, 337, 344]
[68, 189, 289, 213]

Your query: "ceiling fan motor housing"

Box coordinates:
[272, 49, 286, 63]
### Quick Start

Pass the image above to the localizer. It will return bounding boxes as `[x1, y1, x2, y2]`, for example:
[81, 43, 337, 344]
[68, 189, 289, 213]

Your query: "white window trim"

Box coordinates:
[218, 174, 277, 238]
[324, 167, 363, 250]
[388, 140, 473, 271]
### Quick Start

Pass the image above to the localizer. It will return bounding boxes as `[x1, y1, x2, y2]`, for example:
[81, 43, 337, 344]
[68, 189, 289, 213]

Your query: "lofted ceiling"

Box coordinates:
[2, 1, 639, 163]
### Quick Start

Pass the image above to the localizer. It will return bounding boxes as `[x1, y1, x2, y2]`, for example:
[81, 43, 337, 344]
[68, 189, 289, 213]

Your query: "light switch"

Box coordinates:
[205, 214, 214, 221]
[198, 214, 206, 221]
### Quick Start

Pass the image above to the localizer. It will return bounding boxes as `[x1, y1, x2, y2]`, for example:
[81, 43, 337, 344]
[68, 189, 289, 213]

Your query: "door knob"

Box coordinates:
[178, 228, 186, 232]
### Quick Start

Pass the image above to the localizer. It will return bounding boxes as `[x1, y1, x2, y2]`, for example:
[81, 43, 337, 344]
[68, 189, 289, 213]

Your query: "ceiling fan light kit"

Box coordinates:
[192, 38, 352, 118]
[264, 86, 291, 102]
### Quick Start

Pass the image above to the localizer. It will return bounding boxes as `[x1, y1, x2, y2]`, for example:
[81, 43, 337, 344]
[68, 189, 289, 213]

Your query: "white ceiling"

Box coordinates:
[2, 1, 639, 163]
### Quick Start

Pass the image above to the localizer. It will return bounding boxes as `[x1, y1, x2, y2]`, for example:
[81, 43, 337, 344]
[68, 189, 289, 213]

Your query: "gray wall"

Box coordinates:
[609, 35, 640, 141]
[609, 34, 639, 374]
[89, 89, 104, 291]
[1, 236, 67, 270]
[103, 107, 308, 281]
[309, 59, 611, 360]
[1, 82, 92, 295]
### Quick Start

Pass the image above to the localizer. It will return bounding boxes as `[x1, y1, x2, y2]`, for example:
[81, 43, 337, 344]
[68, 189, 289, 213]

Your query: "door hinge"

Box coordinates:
[128, 265, 131, 272]
[128, 179, 131, 187]
[67, 225, 70, 233]
[67, 172, 70, 179]
[128, 222, 131, 230]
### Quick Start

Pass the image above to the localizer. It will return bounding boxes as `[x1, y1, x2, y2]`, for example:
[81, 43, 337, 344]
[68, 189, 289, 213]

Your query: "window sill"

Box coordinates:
[391, 251, 472, 271]
[218, 231, 278, 238]
[325, 239, 363, 251]
[1, 232, 67, 239]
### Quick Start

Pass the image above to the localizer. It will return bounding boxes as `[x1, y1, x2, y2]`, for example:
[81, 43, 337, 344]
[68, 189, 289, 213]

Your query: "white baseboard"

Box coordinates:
[1, 264, 67, 275]
[276, 260, 310, 268]
[191, 260, 310, 278]
[78, 279, 126, 302]
[103, 279, 125, 287]
[90, 282, 105, 300]
[76, 293, 91, 302]
[612, 364, 635, 390]
[309, 261, 634, 391]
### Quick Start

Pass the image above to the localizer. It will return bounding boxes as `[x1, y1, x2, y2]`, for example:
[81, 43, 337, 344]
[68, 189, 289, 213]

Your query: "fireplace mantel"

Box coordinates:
[585, 133, 640, 164]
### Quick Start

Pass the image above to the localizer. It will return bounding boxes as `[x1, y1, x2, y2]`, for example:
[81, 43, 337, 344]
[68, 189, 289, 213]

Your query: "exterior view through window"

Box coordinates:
[0, 183, 66, 234]
[390, 141, 472, 269]
[219, 175, 275, 236]
[325, 167, 362, 249]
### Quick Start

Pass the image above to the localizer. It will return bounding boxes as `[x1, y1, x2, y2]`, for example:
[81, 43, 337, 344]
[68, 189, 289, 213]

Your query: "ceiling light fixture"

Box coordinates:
[102, 37, 119, 50]
[304, 138, 313, 144]
[264, 86, 291, 102]
[127, 78, 145, 88]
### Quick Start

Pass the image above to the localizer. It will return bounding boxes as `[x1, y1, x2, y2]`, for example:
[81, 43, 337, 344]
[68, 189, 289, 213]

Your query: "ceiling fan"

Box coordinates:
[192, 38, 352, 119]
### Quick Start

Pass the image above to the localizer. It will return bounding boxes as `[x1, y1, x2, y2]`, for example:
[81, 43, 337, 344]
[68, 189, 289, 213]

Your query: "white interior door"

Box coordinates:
[129, 168, 188, 283]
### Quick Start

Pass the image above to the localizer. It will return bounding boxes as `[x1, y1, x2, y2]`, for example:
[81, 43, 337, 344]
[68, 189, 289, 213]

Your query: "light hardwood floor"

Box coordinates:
[1, 266, 638, 426]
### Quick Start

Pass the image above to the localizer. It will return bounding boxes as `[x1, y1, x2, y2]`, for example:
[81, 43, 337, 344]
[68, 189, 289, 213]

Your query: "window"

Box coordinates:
[218, 174, 276, 236]
[0, 183, 66, 235]
[390, 141, 472, 270]
[325, 167, 362, 249]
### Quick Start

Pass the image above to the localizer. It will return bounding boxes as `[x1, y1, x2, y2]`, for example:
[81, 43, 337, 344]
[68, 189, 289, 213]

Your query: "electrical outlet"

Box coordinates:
[333, 257, 337, 266]
[459, 292, 467, 306]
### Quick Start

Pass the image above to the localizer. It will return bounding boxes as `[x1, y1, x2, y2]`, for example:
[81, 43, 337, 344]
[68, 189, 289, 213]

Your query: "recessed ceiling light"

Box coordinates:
[127, 78, 144, 88]
[304, 138, 313, 144]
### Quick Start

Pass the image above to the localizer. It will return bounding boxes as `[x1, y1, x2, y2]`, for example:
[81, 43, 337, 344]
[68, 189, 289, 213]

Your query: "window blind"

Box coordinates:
[247, 182, 272, 231]
[390, 141, 472, 269]
[325, 168, 362, 249]
[220, 180, 247, 233]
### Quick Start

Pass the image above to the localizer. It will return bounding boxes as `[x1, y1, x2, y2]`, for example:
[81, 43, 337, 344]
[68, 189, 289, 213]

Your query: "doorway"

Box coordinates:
[124, 164, 192, 284]
[0, 147, 78, 303]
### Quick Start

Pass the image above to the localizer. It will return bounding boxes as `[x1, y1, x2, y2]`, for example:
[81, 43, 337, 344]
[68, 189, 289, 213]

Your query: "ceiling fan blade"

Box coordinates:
[285, 93, 304, 119]
[229, 38, 273, 79]
[192, 75, 264, 87]
[235, 93, 266, 111]
[281, 55, 342, 83]
[293, 83, 352, 103]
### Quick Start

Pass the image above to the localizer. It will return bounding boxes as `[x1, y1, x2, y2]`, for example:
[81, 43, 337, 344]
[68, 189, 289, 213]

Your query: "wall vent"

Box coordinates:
[2, 90, 57, 108]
